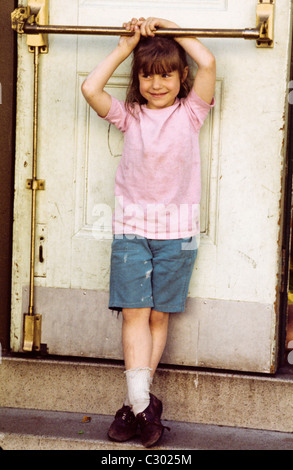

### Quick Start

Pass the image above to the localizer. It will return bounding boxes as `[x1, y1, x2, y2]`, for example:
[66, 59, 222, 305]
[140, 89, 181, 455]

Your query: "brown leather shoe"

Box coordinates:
[107, 405, 138, 442]
[136, 393, 170, 447]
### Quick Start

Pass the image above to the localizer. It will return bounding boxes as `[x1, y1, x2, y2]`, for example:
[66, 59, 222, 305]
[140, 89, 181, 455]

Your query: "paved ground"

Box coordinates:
[1, 407, 293, 451]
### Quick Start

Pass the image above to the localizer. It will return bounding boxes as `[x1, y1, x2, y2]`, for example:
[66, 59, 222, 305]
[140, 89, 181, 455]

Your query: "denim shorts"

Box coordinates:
[109, 235, 197, 313]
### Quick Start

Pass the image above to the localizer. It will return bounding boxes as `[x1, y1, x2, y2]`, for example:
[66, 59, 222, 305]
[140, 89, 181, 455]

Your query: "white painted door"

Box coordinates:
[11, 0, 292, 372]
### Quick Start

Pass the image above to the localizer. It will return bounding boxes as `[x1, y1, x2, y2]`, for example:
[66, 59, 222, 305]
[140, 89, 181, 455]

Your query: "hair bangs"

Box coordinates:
[139, 53, 180, 77]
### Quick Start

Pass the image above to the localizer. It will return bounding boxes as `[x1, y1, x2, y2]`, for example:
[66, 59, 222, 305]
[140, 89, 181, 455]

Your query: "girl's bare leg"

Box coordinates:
[122, 307, 169, 373]
[149, 309, 169, 377]
[122, 307, 152, 370]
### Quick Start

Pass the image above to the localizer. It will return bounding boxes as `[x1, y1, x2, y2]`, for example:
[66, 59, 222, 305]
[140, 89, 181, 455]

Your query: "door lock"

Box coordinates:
[11, 0, 49, 53]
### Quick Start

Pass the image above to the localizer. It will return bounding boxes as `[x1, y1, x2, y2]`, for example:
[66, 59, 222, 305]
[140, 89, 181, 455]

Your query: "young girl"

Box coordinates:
[82, 17, 215, 447]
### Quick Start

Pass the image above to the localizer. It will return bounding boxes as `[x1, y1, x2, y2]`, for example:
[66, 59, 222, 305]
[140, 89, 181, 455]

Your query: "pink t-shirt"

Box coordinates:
[102, 89, 214, 239]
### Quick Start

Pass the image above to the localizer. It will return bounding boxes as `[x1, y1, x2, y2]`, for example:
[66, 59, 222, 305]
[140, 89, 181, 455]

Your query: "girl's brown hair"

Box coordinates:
[125, 36, 192, 109]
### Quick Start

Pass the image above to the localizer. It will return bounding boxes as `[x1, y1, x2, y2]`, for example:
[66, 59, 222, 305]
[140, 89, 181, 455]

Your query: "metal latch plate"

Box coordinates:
[26, 179, 45, 190]
[256, 0, 274, 48]
[27, 0, 49, 53]
[23, 313, 42, 352]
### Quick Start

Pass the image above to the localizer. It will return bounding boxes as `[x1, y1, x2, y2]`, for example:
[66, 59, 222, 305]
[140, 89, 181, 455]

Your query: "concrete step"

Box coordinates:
[1, 356, 293, 433]
[1, 407, 293, 450]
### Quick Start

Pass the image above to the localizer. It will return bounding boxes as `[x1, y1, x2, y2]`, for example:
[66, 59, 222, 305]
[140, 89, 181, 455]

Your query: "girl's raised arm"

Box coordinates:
[81, 20, 141, 117]
[176, 36, 216, 105]
[140, 17, 216, 105]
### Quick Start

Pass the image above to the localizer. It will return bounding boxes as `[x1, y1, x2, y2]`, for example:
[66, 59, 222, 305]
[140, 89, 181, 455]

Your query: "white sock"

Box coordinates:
[124, 374, 153, 408]
[125, 367, 152, 416]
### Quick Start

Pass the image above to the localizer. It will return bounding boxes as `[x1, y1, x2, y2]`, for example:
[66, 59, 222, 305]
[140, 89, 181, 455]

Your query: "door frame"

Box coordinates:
[0, 0, 17, 353]
[278, 41, 293, 368]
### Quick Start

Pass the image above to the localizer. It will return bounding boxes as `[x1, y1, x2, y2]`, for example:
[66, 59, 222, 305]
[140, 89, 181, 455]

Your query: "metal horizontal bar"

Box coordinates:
[24, 23, 261, 40]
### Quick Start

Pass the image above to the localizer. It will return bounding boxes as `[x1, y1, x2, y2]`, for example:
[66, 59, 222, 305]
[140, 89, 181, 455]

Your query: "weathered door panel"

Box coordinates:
[11, 0, 292, 372]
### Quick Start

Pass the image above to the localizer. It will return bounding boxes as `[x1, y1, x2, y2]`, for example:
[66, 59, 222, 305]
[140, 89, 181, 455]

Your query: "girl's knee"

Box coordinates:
[150, 309, 169, 326]
[122, 307, 151, 323]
